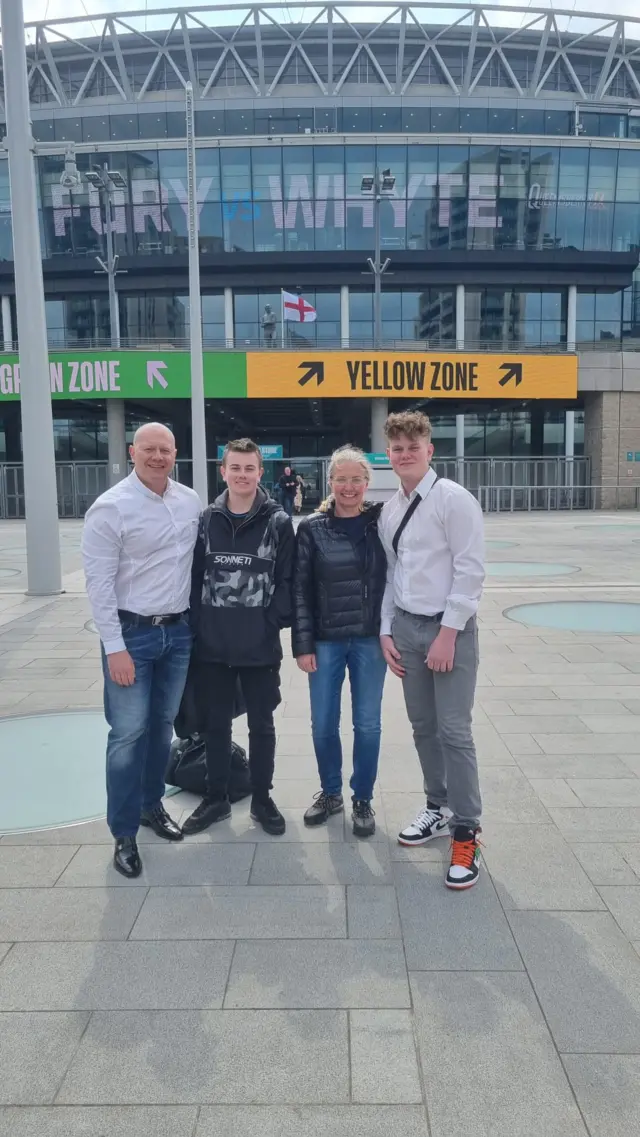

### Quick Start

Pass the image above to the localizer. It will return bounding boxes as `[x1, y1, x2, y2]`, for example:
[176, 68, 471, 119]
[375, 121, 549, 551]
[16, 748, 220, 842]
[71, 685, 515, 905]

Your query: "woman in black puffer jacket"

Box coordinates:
[292, 446, 387, 837]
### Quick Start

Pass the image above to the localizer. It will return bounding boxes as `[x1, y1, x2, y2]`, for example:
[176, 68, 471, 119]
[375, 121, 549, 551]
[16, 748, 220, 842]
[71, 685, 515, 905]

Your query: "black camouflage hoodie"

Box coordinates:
[190, 486, 295, 667]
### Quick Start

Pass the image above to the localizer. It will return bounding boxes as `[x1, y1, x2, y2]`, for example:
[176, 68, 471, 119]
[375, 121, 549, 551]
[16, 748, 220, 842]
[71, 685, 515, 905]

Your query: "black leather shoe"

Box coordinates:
[140, 803, 184, 841]
[113, 837, 142, 879]
[181, 797, 231, 836]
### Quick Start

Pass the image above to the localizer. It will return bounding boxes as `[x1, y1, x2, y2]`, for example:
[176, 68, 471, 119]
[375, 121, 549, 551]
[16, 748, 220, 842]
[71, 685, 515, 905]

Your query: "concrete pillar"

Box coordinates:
[456, 412, 465, 485]
[340, 284, 349, 349]
[107, 399, 128, 486]
[583, 389, 640, 509]
[224, 286, 234, 348]
[371, 398, 388, 453]
[1, 295, 13, 350]
[567, 284, 577, 353]
[565, 407, 575, 490]
[455, 284, 465, 350]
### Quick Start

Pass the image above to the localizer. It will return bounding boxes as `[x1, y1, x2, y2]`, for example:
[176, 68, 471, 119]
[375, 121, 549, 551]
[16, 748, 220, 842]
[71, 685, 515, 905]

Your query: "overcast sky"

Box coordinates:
[14, 0, 640, 43]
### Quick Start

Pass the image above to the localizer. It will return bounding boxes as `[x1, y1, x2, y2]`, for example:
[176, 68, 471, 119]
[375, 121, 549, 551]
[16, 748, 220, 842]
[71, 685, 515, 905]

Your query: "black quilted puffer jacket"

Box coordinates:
[292, 501, 387, 657]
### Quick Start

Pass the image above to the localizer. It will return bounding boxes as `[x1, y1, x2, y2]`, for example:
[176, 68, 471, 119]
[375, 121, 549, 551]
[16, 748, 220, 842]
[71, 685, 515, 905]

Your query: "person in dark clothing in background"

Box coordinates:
[182, 438, 295, 837]
[292, 446, 387, 837]
[278, 466, 298, 517]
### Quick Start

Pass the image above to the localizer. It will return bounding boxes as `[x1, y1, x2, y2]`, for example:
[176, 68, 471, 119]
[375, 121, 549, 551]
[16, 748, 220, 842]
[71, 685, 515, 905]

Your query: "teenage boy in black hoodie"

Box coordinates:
[182, 439, 295, 836]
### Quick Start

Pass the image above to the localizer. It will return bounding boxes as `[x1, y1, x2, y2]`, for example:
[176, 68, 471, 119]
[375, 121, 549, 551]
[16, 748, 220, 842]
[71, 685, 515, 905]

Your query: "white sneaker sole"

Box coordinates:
[445, 865, 481, 891]
[397, 822, 450, 847]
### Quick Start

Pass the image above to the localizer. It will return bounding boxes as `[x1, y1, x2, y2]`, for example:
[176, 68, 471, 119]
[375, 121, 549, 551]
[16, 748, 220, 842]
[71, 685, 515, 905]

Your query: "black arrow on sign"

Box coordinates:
[499, 362, 523, 388]
[298, 360, 325, 388]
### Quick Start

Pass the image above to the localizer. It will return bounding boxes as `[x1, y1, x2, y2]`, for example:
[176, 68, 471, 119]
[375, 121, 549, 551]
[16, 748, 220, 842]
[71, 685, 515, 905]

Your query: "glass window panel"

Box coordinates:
[252, 147, 283, 200]
[32, 118, 55, 143]
[407, 144, 438, 197]
[598, 114, 626, 139]
[496, 198, 526, 249]
[438, 145, 468, 192]
[314, 145, 344, 198]
[579, 112, 600, 137]
[222, 199, 254, 251]
[488, 107, 517, 134]
[615, 149, 640, 203]
[314, 201, 345, 250]
[341, 107, 372, 133]
[558, 148, 589, 198]
[613, 202, 640, 252]
[512, 410, 531, 455]
[137, 113, 167, 140]
[540, 320, 563, 344]
[159, 149, 187, 184]
[195, 109, 225, 137]
[594, 320, 620, 343]
[345, 144, 376, 196]
[283, 200, 314, 251]
[577, 291, 596, 320]
[530, 146, 559, 196]
[555, 201, 586, 249]
[283, 145, 313, 200]
[587, 148, 617, 198]
[166, 111, 186, 139]
[315, 291, 341, 320]
[464, 414, 485, 456]
[459, 107, 488, 133]
[54, 117, 83, 143]
[545, 111, 571, 135]
[540, 291, 563, 319]
[381, 291, 402, 319]
[234, 291, 260, 323]
[198, 202, 224, 253]
[584, 201, 614, 251]
[594, 291, 622, 321]
[350, 291, 373, 320]
[576, 320, 595, 343]
[376, 145, 407, 194]
[109, 115, 137, 141]
[195, 149, 221, 199]
[221, 147, 251, 198]
[485, 412, 513, 455]
[517, 109, 544, 134]
[430, 107, 459, 133]
[499, 147, 529, 199]
[82, 116, 110, 143]
[406, 199, 432, 249]
[225, 110, 254, 135]
[402, 107, 429, 132]
[372, 107, 402, 132]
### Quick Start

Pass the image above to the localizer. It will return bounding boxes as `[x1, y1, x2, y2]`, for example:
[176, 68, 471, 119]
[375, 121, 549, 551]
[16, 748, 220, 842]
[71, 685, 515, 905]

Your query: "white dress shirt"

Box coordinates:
[82, 471, 201, 655]
[378, 468, 485, 635]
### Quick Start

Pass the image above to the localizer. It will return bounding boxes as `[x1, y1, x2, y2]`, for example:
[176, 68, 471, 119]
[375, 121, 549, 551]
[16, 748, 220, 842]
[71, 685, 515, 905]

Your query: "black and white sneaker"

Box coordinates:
[352, 798, 375, 838]
[397, 803, 452, 847]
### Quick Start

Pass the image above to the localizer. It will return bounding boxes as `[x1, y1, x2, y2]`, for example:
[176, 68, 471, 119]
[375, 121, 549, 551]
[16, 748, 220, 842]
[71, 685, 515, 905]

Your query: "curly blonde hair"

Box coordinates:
[318, 446, 372, 513]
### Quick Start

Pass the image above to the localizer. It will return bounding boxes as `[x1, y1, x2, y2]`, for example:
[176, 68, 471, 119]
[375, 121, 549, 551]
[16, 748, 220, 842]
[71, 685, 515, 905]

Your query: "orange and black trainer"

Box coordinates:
[446, 825, 482, 890]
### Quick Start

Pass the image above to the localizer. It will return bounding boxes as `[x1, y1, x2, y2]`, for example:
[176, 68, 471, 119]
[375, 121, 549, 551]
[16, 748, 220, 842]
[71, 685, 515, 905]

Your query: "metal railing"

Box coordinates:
[0, 336, 579, 354]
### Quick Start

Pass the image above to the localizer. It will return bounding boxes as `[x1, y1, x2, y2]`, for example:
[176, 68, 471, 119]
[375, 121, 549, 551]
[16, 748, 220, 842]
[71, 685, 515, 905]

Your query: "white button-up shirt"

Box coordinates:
[82, 471, 201, 655]
[378, 468, 485, 634]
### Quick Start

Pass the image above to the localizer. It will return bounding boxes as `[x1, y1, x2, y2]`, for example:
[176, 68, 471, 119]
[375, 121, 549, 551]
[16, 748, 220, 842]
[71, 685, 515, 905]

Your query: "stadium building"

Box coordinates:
[1, 1, 640, 512]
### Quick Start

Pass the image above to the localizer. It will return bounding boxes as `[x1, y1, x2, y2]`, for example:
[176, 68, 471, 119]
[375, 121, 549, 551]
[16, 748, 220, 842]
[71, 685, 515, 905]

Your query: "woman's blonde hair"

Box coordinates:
[318, 446, 371, 513]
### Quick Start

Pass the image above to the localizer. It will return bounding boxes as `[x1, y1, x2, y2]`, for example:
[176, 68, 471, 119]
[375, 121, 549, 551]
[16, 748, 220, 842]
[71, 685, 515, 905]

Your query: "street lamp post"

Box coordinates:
[88, 166, 128, 486]
[362, 168, 395, 349]
[185, 82, 208, 507]
[1, 0, 62, 594]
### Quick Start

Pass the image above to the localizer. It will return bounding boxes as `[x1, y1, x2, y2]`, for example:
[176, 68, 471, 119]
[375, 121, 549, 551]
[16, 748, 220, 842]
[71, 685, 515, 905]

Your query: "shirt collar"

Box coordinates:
[401, 467, 436, 503]
[129, 470, 174, 502]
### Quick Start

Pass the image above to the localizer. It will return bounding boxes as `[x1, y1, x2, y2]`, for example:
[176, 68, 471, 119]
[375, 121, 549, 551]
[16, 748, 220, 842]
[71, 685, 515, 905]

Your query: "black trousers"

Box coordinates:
[195, 662, 281, 801]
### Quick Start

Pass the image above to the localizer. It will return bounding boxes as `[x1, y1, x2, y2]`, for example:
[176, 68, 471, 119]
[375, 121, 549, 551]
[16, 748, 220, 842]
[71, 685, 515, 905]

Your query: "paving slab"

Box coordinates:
[0, 1107, 198, 1137]
[480, 823, 605, 910]
[0, 888, 146, 941]
[130, 885, 346, 939]
[514, 755, 633, 780]
[571, 843, 640, 886]
[57, 1009, 349, 1104]
[249, 841, 391, 885]
[0, 941, 235, 1010]
[0, 1012, 90, 1105]
[394, 862, 522, 970]
[346, 885, 401, 938]
[563, 1056, 640, 1137]
[350, 1010, 422, 1103]
[55, 842, 255, 887]
[597, 887, 640, 940]
[0, 845, 78, 886]
[528, 778, 583, 807]
[548, 807, 640, 841]
[568, 779, 640, 807]
[410, 972, 587, 1137]
[508, 910, 640, 1052]
[194, 1105, 429, 1137]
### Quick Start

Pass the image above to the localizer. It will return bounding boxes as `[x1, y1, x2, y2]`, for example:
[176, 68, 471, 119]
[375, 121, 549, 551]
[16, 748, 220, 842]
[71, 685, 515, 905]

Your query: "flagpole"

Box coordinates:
[281, 289, 285, 349]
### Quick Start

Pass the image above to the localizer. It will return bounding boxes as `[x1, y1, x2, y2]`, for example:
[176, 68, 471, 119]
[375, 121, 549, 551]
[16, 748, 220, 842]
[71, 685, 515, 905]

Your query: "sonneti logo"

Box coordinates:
[213, 554, 254, 567]
[346, 359, 481, 393]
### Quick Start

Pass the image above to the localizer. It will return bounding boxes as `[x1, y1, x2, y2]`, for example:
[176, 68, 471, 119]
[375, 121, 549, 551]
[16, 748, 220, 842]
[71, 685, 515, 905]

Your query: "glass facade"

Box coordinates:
[2, 141, 640, 263]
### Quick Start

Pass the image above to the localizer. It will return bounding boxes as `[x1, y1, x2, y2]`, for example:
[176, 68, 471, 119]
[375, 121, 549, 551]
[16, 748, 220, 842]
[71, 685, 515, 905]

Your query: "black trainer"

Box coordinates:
[352, 798, 376, 838]
[250, 795, 286, 836]
[181, 797, 231, 836]
[304, 791, 344, 826]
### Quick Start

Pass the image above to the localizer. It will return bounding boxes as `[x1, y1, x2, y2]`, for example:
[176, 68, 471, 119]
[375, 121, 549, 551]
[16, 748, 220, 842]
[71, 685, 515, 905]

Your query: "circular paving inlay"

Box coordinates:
[505, 600, 640, 633]
[487, 562, 579, 578]
[486, 540, 518, 551]
[575, 524, 640, 532]
[0, 710, 176, 834]
[0, 567, 21, 577]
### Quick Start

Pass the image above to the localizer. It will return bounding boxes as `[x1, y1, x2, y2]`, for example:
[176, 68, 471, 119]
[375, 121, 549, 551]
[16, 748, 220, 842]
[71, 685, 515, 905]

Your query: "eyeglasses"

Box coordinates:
[332, 476, 367, 487]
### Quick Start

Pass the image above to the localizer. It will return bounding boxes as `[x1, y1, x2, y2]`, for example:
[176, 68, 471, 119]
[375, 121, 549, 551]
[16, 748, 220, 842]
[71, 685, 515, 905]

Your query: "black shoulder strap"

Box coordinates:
[392, 475, 438, 555]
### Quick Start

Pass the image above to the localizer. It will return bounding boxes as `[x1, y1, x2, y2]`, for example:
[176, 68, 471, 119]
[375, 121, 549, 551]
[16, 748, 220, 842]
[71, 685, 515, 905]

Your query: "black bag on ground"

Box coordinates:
[166, 735, 251, 803]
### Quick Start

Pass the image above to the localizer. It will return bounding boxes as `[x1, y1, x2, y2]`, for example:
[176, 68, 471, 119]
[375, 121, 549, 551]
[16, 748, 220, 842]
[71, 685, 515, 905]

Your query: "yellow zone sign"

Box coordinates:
[246, 351, 578, 400]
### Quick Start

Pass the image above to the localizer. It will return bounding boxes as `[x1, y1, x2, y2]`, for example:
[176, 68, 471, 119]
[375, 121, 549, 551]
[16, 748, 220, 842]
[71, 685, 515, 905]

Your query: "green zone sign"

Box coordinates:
[0, 351, 246, 401]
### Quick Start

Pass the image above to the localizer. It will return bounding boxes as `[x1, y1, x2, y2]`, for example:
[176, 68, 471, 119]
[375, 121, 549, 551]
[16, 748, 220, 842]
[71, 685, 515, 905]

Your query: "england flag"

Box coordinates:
[282, 290, 317, 323]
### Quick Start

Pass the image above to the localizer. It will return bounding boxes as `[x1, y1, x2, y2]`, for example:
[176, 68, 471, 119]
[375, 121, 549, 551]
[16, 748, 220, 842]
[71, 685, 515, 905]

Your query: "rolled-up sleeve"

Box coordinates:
[378, 510, 397, 637]
[81, 499, 125, 654]
[441, 488, 485, 631]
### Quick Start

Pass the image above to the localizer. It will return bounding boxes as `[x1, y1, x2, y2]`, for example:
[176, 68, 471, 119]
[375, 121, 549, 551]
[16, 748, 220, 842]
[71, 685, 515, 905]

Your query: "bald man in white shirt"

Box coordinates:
[82, 422, 201, 878]
[378, 410, 485, 891]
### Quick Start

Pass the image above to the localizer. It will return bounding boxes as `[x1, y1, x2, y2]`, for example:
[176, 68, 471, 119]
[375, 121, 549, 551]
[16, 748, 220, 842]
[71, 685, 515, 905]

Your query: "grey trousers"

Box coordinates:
[392, 607, 482, 830]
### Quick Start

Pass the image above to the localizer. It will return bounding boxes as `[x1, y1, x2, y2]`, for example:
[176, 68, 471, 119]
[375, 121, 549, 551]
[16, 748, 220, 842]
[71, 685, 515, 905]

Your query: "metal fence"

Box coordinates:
[4, 456, 638, 519]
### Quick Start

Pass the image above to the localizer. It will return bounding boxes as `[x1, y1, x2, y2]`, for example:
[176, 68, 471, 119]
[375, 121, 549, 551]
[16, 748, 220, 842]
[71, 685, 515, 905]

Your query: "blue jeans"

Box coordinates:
[101, 618, 193, 837]
[308, 637, 387, 802]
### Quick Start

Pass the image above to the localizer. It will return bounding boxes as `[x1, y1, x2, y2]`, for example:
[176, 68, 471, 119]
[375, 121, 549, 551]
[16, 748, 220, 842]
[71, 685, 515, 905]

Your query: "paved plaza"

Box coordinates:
[1, 512, 640, 1135]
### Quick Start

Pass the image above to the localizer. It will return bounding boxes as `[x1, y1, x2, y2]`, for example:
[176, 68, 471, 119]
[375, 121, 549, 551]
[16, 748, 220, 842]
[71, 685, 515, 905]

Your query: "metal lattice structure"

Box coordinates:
[2, 3, 640, 111]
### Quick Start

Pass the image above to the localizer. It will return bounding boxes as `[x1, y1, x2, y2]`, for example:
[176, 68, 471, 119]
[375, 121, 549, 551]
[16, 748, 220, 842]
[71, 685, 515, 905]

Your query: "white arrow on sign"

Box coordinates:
[146, 360, 168, 390]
